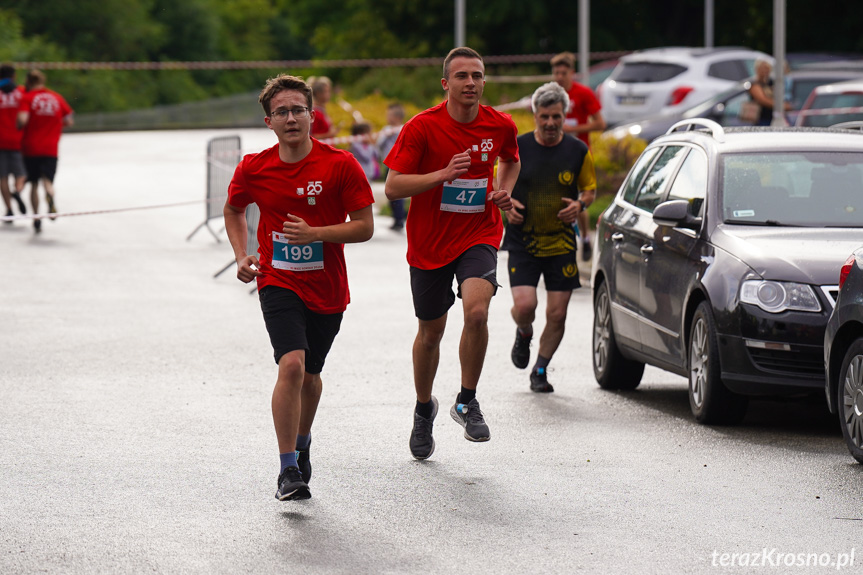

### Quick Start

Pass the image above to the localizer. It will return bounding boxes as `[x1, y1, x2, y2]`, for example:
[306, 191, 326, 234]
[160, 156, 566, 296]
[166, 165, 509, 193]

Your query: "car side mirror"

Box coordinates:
[653, 199, 702, 230]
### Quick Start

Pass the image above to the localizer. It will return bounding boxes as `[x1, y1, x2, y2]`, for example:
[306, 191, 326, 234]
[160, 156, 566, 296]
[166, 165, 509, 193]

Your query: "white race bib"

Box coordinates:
[272, 232, 324, 271]
[441, 178, 489, 213]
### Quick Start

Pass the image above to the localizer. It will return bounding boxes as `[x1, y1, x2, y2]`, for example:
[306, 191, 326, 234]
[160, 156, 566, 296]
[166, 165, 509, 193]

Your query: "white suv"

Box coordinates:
[600, 47, 771, 126]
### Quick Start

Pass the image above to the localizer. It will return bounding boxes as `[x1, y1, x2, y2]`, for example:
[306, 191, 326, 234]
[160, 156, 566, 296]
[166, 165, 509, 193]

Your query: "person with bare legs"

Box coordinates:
[503, 82, 597, 392]
[17, 69, 73, 233]
[224, 75, 374, 500]
[384, 47, 521, 459]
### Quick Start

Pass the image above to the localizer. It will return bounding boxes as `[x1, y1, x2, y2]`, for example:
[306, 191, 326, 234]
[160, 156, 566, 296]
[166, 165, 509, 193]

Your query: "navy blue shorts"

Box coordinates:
[409, 244, 499, 321]
[258, 286, 343, 374]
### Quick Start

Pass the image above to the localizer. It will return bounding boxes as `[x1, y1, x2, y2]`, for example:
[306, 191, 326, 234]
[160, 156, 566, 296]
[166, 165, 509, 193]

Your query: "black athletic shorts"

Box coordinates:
[409, 243, 499, 321]
[259, 285, 343, 374]
[24, 156, 58, 183]
[507, 249, 581, 291]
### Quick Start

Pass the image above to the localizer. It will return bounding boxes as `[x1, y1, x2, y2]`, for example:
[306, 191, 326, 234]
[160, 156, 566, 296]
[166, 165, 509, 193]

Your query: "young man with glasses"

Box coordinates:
[223, 74, 374, 501]
[384, 47, 520, 460]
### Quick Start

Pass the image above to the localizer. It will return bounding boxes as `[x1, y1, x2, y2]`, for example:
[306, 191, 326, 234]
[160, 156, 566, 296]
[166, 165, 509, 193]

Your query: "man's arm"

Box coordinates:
[281, 204, 374, 245]
[16, 111, 29, 131]
[223, 201, 262, 283]
[384, 149, 472, 200]
[564, 111, 607, 135]
[63, 114, 74, 128]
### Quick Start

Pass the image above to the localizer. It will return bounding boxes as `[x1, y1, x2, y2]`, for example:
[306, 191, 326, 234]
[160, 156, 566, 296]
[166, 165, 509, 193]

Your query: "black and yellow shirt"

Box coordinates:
[501, 133, 596, 257]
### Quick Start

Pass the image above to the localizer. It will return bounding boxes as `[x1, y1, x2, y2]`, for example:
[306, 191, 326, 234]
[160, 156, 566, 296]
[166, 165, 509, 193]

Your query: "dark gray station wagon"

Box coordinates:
[591, 119, 863, 424]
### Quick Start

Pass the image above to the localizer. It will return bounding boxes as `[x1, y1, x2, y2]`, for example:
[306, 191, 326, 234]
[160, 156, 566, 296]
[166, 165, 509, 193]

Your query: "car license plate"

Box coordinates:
[618, 95, 646, 106]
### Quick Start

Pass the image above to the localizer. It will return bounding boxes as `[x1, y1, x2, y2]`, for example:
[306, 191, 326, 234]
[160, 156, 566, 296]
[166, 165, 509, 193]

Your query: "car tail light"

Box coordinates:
[839, 253, 856, 289]
[668, 86, 694, 106]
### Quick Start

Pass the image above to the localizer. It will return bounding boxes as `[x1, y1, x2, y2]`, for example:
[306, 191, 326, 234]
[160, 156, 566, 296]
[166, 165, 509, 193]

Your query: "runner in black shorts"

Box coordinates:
[224, 74, 374, 501]
[384, 47, 521, 460]
[501, 81, 596, 393]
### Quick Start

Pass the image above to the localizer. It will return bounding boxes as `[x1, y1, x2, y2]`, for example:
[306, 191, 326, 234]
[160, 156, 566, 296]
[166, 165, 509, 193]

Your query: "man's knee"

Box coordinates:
[417, 320, 446, 349]
[277, 351, 305, 387]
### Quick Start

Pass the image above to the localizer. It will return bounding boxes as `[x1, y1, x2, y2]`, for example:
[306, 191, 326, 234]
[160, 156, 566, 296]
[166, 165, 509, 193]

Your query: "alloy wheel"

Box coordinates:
[842, 354, 863, 449]
[690, 317, 707, 409]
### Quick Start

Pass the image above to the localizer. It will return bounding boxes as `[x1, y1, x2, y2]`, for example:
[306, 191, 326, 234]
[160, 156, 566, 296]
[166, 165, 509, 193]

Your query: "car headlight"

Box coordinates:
[739, 280, 821, 313]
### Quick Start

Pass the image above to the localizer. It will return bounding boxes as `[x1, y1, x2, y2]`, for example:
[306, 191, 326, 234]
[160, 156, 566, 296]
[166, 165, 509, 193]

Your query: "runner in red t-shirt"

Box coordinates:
[0, 64, 28, 222]
[384, 47, 521, 459]
[224, 74, 374, 501]
[551, 52, 607, 262]
[16, 69, 74, 233]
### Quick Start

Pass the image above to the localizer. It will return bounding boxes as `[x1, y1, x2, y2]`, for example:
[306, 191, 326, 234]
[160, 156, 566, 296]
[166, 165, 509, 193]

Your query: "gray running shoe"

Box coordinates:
[450, 396, 490, 442]
[275, 466, 311, 501]
[511, 328, 531, 369]
[410, 396, 438, 460]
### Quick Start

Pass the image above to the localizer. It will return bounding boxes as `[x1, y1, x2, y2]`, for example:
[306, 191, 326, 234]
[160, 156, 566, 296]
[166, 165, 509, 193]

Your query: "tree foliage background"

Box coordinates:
[1, 0, 860, 114]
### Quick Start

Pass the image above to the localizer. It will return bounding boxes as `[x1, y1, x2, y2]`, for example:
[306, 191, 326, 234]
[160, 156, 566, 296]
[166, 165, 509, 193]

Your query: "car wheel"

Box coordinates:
[688, 301, 748, 425]
[837, 338, 863, 464]
[592, 281, 644, 390]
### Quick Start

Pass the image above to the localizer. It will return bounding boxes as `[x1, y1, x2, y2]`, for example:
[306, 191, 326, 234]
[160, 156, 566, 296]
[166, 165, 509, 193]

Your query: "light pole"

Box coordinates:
[455, 0, 466, 47]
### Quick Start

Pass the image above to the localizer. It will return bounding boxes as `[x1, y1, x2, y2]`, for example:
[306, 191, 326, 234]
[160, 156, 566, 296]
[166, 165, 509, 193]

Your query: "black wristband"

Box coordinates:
[577, 199, 586, 211]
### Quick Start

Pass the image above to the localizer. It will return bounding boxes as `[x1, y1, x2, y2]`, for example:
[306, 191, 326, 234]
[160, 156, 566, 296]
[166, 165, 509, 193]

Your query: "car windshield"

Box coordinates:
[722, 152, 863, 227]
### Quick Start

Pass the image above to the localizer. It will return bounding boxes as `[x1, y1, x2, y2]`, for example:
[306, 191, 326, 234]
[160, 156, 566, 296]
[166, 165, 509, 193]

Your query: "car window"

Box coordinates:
[722, 152, 863, 227]
[707, 60, 749, 81]
[621, 147, 660, 204]
[634, 146, 688, 213]
[614, 62, 687, 83]
[798, 91, 863, 127]
[666, 149, 708, 216]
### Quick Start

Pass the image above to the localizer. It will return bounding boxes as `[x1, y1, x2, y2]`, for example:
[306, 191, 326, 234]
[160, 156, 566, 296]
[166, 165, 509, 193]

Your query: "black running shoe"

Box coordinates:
[581, 237, 592, 262]
[297, 440, 311, 484]
[11, 192, 26, 214]
[450, 396, 490, 442]
[409, 395, 438, 460]
[275, 466, 311, 501]
[530, 367, 555, 393]
[3, 209, 11, 224]
[511, 328, 532, 369]
[33, 218, 41, 234]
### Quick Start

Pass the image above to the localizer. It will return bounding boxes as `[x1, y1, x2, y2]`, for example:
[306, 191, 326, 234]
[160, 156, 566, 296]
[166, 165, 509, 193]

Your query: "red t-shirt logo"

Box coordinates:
[32, 93, 59, 116]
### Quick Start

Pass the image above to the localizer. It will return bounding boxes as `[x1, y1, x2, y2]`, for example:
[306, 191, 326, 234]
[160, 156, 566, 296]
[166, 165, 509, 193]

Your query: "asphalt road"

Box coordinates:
[2, 128, 861, 574]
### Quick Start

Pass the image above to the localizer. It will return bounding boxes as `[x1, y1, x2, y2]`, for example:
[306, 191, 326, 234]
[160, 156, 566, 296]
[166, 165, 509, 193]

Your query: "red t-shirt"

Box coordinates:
[18, 88, 73, 157]
[311, 106, 333, 138]
[384, 101, 520, 269]
[0, 85, 25, 151]
[565, 82, 602, 147]
[227, 140, 374, 314]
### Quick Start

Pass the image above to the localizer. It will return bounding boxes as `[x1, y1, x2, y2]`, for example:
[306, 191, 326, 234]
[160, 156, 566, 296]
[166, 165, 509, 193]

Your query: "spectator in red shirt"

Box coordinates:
[384, 47, 520, 460]
[17, 69, 73, 233]
[309, 76, 339, 140]
[551, 52, 606, 261]
[0, 63, 28, 222]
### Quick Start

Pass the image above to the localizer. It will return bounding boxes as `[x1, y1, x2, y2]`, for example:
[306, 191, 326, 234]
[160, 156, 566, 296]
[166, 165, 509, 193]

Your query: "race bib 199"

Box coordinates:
[272, 232, 324, 271]
[441, 178, 489, 213]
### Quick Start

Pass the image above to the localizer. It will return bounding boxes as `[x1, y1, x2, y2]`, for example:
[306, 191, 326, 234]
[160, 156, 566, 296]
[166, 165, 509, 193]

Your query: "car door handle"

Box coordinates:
[640, 244, 654, 255]
[611, 233, 624, 242]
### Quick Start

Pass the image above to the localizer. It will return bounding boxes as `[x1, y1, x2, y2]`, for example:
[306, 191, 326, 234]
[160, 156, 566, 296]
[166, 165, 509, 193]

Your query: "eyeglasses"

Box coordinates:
[270, 106, 310, 120]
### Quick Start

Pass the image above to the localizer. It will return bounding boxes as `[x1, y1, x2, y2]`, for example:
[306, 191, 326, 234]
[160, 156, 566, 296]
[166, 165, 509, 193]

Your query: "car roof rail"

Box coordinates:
[666, 118, 726, 142]
[830, 120, 863, 131]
